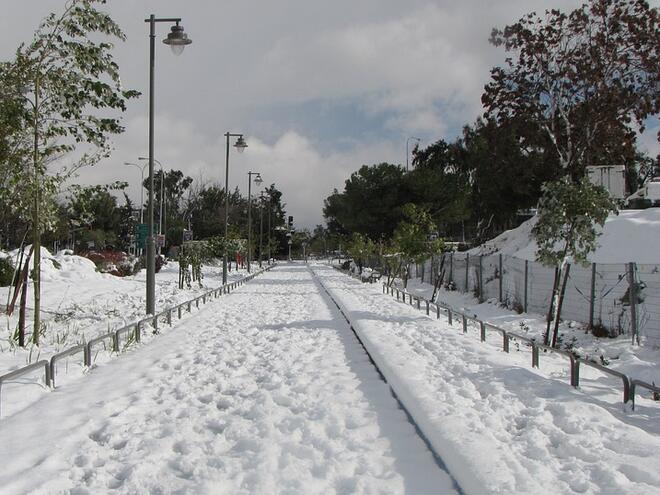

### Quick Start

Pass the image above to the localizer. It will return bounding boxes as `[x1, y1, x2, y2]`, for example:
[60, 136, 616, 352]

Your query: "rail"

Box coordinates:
[0, 360, 50, 417]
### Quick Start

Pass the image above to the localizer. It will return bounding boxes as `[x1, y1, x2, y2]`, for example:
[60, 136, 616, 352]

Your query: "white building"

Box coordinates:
[586, 165, 627, 199]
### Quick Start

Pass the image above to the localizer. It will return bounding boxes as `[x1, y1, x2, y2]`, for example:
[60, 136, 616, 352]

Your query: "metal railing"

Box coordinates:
[375, 279, 646, 412]
[0, 265, 274, 418]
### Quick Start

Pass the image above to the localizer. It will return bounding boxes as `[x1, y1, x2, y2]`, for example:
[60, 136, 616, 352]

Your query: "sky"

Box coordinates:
[2, 0, 659, 230]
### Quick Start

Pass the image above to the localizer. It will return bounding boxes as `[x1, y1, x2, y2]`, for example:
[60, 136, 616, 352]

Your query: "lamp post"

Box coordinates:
[123, 162, 147, 224]
[406, 136, 421, 172]
[139, 156, 166, 253]
[144, 15, 192, 315]
[246, 171, 263, 273]
[124, 161, 147, 256]
[267, 195, 272, 264]
[259, 191, 265, 268]
[223, 133, 248, 284]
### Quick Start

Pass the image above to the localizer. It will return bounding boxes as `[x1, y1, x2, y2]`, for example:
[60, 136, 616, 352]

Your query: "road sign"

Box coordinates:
[135, 223, 157, 249]
[183, 229, 193, 242]
[156, 234, 166, 248]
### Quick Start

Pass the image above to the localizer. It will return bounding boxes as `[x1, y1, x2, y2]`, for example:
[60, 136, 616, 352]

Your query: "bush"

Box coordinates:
[0, 257, 15, 287]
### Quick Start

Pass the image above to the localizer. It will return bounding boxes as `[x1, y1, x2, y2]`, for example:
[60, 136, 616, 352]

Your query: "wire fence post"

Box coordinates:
[589, 262, 596, 328]
[465, 253, 470, 293]
[498, 253, 503, 303]
[478, 256, 484, 303]
[524, 260, 529, 313]
[449, 252, 453, 285]
[627, 262, 639, 345]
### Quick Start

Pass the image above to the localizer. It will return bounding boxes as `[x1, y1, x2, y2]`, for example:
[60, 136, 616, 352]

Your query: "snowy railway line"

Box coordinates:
[0, 264, 458, 494]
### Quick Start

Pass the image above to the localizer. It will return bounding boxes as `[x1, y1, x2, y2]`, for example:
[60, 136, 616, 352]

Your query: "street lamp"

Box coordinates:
[246, 171, 263, 273]
[138, 156, 166, 253]
[259, 191, 266, 268]
[223, 133, 248, 284]
[267, 194, 272, 264]
[144, 14, 192, 315]
[124, 161, 147, 256]
[406, 136, 421, 172]
[123, 162, 148, 224]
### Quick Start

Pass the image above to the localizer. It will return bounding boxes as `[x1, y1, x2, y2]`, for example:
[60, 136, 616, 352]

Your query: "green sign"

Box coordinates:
[135, 223, 157, 249]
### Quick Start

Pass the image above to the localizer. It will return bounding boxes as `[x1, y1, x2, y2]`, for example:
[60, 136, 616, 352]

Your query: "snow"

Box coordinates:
[471, 208, 660, 264]
[0, 264, 455, 494]
[1, 262, 659, 493]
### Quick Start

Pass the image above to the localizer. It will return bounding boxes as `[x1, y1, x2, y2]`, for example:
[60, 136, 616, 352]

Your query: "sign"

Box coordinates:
[183, 229, 193, 242]
[156, 234, 166, 248]
[135, 223, 158, 249]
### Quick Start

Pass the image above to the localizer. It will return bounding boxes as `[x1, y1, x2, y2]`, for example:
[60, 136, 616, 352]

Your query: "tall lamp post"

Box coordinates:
[123, 162, 147, 224]
[124, 161, 147, 256]
[406, 136, 421, 172]
[259, 191, 265, 268]
[246, 171, 263, 273]
[223, 133, 248, 284]
[144, 15, 192, 315]
[138, 156, 166, 253]
[267, 194, 272, 264]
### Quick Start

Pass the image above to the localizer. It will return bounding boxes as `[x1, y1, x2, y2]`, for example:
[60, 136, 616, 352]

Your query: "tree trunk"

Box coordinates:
[17, 247, 34, 347]
[431, 255, 446, 302]
[7, 244, 27, 316]
[32, 74, 41, 346]
[551, 263, 571, 348]
[545, 266, 561, 346]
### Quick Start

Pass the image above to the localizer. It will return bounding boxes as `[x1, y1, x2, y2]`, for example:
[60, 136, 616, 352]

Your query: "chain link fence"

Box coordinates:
[418, 253, 659, 347]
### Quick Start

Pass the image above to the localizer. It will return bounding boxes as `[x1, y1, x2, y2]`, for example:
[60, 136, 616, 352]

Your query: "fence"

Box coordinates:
[416, 253, 660, 348]
[0, 264, 275, 418]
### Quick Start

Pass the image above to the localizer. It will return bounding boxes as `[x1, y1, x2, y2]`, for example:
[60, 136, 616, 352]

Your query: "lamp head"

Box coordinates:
[163, 22, 192, 56]
[254, 173, 263, 186]
[234, 136, 248, 153]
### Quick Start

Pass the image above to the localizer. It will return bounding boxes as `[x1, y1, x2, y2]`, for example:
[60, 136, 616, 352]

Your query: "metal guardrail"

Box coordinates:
[0, 360, 50, 417]
[372, 279, 647, 411]
[0, 264, 275, 418]
[630, 379, 660, 410]
[50, 344, 85, 387]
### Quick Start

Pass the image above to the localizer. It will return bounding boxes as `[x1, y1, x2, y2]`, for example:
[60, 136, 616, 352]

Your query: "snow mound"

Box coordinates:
[470, 209, 660, 264]
[3, 245, 103, 282]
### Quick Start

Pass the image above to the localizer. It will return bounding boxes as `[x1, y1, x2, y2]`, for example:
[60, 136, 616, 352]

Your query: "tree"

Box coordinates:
[323, 163, 409, 239]
[484, 0, 658, 179]
[393, 204, 444, 288]
[65, 182, 129, 251]
[4, 0, 138, 344]
[486, 0, 657, 347]
[346, 233, 375, 275]
[533, 176, 616, 346]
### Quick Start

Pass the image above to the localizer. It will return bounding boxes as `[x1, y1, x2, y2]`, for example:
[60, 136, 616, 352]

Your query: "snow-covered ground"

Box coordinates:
[314, 264, 660, 494]
[0, 248, 248, 377]
[0, 264, 455, 494]
[2, 262, 659, 494]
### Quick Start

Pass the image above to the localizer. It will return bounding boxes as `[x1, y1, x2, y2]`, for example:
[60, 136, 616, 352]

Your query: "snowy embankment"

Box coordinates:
[469, 208, 660, 263]
[0, 264, 455, 494]
[0, 247, 246, 380]
[313, 264, 660, 494]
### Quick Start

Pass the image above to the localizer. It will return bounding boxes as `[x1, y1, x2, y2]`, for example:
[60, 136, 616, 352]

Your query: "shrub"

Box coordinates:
[0, 257, 15, 287]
